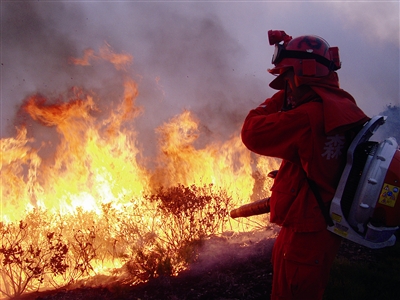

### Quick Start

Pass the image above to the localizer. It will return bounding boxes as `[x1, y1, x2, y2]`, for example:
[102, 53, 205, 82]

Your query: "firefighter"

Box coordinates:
[241, 31, 370, 299]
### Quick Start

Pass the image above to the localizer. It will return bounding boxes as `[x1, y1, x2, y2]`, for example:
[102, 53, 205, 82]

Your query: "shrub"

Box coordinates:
[0, 210, 68, 298]
[0, 184, 234, 298]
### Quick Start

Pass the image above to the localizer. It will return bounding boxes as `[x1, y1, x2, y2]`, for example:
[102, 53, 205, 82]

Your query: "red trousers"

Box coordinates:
[271, 227, 342, 300]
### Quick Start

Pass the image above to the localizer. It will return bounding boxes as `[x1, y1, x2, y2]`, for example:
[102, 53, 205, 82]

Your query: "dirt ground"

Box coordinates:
[13, 230, 385, 300]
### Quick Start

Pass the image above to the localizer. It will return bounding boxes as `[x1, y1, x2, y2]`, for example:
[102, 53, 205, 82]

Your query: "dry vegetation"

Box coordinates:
[0, 184, 251, 299]
[2, 184, 400, 300]
[9, 233, 400, 300]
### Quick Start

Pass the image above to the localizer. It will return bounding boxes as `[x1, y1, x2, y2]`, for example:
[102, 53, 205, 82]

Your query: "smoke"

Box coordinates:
[122, 6, 266, 149]
[1, 2, 268, 160]
[1, 3, 84, 91]
[1, 1, 399, 147]
[189, 230, 276, 276]
[375, 105, 400, 143]
[326, 1, 399, 47]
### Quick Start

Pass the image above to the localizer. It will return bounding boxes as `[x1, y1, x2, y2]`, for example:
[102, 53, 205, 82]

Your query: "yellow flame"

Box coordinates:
[0, 46, 279, 297]
[0, 68, 277, 222]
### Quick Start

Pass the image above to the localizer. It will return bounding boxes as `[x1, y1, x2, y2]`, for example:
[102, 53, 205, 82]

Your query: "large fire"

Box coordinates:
[0, 45, 279, 298]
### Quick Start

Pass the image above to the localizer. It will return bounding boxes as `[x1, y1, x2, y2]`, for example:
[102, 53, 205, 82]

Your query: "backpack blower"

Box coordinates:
[230, 115, 400, 249]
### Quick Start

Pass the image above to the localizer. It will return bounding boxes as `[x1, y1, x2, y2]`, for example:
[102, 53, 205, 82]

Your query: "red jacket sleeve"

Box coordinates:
[241, 90, 309, 164]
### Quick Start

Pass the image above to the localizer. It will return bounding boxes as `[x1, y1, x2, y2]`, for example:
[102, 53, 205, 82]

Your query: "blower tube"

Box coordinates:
[230, 197, 270, 219]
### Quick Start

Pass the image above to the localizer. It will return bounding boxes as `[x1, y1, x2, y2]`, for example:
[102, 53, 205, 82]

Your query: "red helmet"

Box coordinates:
[267, 30, 341, 89]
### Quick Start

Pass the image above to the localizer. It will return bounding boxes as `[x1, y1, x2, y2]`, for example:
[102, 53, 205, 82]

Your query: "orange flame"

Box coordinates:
[0, 45, 279, 297]
[69, 42, 133, 70]
[151, 110, 257, 201]
[0, 45, 280, 225]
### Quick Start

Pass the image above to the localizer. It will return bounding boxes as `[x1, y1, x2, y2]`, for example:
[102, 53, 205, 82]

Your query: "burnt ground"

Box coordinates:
[12, 230, 400, 300]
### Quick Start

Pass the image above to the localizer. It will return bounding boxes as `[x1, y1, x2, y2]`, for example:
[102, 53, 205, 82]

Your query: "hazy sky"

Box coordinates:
[1, 1, 399, 145]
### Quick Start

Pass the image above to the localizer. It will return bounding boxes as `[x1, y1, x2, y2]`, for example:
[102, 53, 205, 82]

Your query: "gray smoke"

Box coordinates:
[2, 2, 85, 104]
[376, 105, 400, 143]
[1, 2, 267, 159]
[1, 2, 399, 151]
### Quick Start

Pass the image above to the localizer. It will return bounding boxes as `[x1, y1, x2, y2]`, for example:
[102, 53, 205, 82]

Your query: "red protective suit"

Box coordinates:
[241, 73, 369, 299]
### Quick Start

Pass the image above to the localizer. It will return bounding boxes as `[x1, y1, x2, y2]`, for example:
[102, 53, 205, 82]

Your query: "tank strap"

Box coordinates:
[307, 178, 334, 227]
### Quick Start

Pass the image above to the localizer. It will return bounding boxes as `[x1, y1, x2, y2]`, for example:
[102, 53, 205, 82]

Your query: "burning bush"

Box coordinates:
[0, 210, 68, 298]
[147, 184, 231, 242]
[0, 184, 238, 298]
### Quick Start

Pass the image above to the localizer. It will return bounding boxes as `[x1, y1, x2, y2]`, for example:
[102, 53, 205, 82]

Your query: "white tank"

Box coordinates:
[328, 116, 400, 249]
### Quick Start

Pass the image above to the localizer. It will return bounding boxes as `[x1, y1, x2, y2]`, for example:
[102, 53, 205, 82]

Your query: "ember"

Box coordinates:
[0, 45, 279, 299]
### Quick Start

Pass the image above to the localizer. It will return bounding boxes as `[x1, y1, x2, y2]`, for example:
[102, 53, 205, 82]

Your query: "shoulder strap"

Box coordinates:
[307, 178, 334, 227]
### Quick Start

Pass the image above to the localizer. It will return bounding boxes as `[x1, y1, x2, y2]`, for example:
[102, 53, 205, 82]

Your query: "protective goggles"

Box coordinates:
[271, 43, 285, 65]
[271, 43, 339, 71]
